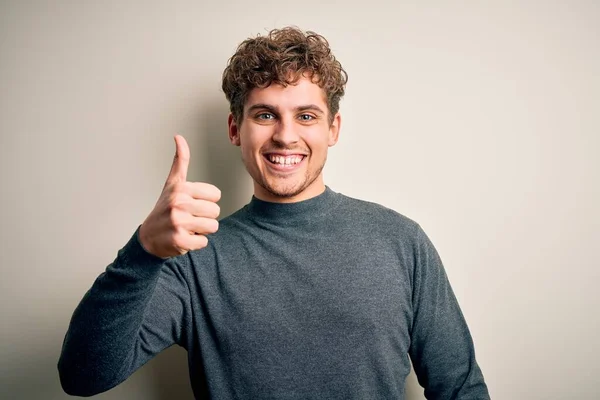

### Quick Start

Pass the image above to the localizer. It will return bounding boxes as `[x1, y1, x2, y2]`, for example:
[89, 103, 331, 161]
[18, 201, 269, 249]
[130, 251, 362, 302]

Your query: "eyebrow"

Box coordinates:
[246, 103, 326, 116]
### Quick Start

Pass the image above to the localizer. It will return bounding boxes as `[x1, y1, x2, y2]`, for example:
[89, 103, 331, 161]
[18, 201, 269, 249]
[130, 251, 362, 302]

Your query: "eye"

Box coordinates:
[257, 113, 275, 120]
[298, 114, 315, 121]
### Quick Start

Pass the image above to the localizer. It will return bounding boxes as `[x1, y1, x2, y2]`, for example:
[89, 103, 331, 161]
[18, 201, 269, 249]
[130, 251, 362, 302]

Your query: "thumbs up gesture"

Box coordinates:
[138, 135, 221, 258]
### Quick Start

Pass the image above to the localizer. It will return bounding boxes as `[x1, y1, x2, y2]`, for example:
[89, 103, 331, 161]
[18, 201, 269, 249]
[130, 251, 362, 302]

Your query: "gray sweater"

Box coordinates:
[58, 187, 489, 399]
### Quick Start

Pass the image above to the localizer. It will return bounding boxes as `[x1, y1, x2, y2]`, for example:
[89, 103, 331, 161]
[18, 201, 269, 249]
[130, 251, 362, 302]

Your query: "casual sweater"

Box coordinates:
[58, 187, 490, 399]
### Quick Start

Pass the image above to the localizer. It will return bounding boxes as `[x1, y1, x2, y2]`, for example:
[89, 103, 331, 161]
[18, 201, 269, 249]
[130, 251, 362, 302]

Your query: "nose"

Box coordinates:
[271, 117, 299, 147]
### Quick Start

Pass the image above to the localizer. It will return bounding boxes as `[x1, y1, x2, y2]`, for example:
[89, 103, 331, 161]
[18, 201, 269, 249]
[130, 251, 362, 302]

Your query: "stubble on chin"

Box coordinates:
[261, 162, 325, 200]
[244, 151, 327, 200]
[260, 173, 310, 199]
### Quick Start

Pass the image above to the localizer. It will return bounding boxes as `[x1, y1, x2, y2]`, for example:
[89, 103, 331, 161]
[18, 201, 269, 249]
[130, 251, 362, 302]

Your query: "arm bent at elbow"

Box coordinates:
[58, 227, 191, 396]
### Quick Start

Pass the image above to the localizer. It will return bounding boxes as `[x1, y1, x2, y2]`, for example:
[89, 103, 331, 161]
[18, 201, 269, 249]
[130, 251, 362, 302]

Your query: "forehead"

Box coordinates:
[244, 77, 327, 112]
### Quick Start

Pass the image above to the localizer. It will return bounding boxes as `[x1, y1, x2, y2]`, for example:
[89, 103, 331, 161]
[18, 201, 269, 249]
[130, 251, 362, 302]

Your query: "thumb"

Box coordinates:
[166, 135, 190, 185]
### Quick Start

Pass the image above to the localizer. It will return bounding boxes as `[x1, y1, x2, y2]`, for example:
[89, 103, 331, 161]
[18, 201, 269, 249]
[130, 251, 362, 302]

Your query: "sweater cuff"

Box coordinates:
[114, 226, 170, 278]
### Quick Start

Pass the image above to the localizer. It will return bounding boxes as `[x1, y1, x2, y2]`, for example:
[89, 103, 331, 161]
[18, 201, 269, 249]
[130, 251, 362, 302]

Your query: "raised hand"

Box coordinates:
[138, 135, 221, 258]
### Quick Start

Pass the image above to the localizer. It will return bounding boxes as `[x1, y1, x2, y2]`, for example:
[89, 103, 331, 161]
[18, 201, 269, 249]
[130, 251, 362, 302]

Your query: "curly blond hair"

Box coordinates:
[222, 27, 348, 125]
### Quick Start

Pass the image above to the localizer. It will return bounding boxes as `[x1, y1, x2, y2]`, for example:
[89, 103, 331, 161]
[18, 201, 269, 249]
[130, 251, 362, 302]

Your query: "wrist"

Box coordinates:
[137, 223, 155, 256]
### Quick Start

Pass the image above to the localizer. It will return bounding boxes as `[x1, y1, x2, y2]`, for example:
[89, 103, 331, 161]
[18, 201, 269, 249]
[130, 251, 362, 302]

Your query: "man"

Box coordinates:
[59, 27, 490, 399]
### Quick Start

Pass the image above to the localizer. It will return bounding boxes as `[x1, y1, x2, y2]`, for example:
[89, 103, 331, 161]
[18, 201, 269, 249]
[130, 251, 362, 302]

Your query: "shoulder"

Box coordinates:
[333, 191, 422, 242]
[334, 193, 445, 273]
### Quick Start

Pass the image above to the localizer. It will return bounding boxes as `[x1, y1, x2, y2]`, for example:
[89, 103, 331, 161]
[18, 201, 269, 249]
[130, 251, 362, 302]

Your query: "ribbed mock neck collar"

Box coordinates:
[244, 186, 339, 224]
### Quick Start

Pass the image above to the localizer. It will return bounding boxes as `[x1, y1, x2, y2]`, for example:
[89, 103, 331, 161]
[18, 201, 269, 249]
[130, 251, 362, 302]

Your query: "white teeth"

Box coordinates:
[268, 155, 303, 165]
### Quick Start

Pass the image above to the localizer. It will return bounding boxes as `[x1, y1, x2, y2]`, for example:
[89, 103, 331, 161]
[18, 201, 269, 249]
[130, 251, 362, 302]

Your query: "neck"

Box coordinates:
[244, 185, 339, 225]
[253, 177, 326, 204]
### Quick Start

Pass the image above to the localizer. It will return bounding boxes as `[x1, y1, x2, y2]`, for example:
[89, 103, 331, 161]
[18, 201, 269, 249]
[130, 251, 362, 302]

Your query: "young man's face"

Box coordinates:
[228, 75, 341, 203]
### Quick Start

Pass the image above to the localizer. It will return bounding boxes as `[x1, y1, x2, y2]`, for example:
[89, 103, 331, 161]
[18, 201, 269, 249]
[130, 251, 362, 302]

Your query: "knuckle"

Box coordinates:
[204, 202, 220, 218]
[173, 229, 193, 251]
[197, 235, 208, 248]
[197, 218, 218, 234]
[172, 181, 186, 194]
[197, 201, 218, 218]
[199, 182, 221, 200]
[169, 194, 188, 211]
[171, 234, 185, 251]
[168, 210, 179, 226]
[166, 192, 177, 207]
[211, 185, 222, 199]
[208, 219, 219, 233]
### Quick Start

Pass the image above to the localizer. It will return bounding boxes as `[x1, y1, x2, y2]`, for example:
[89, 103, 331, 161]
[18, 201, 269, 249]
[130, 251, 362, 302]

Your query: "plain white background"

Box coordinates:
[1, 1, 598, 399]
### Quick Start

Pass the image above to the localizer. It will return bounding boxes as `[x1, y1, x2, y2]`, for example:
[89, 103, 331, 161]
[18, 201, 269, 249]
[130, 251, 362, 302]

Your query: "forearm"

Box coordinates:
[58, 228, 171, 396]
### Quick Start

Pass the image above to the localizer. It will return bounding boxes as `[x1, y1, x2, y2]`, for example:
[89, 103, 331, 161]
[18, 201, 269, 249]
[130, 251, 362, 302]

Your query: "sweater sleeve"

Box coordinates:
[408, 225, 490, 399]
[58, 227, 192, 396]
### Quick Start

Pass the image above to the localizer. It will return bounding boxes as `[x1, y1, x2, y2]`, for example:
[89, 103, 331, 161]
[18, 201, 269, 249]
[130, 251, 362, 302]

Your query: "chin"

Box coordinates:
[248, 157, 325, 201]
[264, 180, 308, 199]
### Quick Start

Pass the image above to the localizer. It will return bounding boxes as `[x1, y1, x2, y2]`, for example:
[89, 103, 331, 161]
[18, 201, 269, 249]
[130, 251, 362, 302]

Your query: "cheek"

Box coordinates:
[239, 129, 268, 165]
[307, 135, 330, 155]
[241, 126, 269, 148]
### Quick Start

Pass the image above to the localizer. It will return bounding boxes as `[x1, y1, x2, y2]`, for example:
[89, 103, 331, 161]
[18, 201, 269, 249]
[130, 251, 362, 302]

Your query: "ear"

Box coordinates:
[328, 112, 341, 147]
[228, 113, 241, 146]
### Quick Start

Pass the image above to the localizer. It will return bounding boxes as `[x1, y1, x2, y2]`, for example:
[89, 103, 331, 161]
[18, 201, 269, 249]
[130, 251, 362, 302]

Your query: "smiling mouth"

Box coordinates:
[264, 154, 306, 166]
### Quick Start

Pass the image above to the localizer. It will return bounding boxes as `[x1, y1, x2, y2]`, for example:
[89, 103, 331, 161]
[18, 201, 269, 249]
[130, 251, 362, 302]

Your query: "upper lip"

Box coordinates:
[263, 151, 308, 156]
